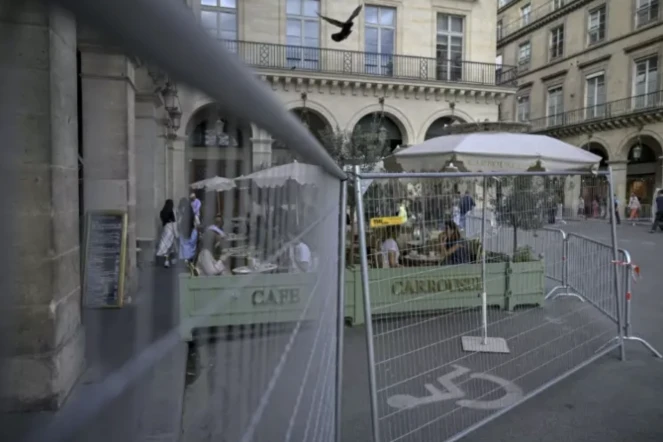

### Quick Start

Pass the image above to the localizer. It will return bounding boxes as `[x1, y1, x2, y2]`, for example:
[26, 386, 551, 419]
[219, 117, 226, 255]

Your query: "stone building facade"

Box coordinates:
[497, 0, 663, 212]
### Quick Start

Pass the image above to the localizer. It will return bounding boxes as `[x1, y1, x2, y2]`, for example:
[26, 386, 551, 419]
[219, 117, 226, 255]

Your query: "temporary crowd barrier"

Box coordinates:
[352, 168, 661, 442]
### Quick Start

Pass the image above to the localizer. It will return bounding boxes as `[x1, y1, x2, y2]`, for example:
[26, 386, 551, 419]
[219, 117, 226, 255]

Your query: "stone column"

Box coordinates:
[0, 2, 85, 410]
[79, 49, 137, 291]
[608, 160, 628, 214]
[251, 129, 273, 171]
[134, 91, 162, 258]
[167, 137, 188, 202]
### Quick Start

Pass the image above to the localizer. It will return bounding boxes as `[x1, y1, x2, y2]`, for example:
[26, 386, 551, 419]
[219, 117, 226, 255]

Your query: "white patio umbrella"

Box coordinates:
[393, 132, 602, 172]
[190, 176, 236, 192]
[234, 160, 322, 188]
[190, 176, 236, 215]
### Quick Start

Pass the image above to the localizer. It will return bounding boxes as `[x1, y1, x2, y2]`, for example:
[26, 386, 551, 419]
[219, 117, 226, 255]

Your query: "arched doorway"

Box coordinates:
[353, 112, 404, 155]
[580, 142, 609, 217]
[626, 135, 662, 211]
[271, 108, 332, 166]
[424, 116, 467, 140]
[185, 104, 252, 216]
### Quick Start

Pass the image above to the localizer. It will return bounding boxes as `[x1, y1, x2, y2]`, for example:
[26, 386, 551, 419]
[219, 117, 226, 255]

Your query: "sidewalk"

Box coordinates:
[1, 266, 188, 442]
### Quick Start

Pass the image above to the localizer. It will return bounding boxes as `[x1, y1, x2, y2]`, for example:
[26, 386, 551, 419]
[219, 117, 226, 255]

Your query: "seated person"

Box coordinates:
[196, 230, 230, 276]
[207, 214, 226, 239]
[439, 220, 473, 265]
[379, 226, 400, 268]
[286, 228, 312, 273]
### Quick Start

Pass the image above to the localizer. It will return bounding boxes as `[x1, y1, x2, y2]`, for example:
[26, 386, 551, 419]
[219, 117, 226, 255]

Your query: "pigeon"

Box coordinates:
[318, 5, 363, 42]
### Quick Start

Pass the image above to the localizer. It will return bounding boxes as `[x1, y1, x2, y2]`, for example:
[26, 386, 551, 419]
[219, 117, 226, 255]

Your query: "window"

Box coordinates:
[286, 0, 320, 69]
[547, 86, 564, 126]
[549, 25, 564, 59]
[365, 5, 396, 75]
[636, 0, 660, 27]
[585, 72, 606, 119]
[201, 0, 237, 51]
[436, 14, 464, 82]
[517, 95, 530, 122]
[588, 6, 606, 44]
[552, 0, 565, 11]
[520, 4, 532, 26]
[497, 19, 503, 39]
[633, 56, 659, 108]
[518, 41, 531, 66]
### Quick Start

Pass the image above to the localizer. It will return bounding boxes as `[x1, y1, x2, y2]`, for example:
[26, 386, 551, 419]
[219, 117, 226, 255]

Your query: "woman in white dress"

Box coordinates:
[156, 199, 179, 268]
[287, 229, 312, 273]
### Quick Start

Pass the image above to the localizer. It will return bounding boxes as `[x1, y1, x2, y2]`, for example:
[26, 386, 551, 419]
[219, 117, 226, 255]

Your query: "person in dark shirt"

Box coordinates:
[458, 191, 475, 230]
[439, 220, 473, 265]
[650, 190, 663, 233]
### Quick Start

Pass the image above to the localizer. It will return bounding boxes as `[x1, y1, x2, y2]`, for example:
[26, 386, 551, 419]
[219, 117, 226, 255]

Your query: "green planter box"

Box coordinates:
[178, 272, 319, 341]
[177, 260, 546, 340]
[344, 260, 545, 325]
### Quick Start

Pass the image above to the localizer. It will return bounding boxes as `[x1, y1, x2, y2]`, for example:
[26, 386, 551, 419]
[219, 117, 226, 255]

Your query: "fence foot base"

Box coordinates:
[624, 336, 663, 358]
[545, 286, 584, 302]
[461, 336, 510, 353]
[596, 336, 663, 359]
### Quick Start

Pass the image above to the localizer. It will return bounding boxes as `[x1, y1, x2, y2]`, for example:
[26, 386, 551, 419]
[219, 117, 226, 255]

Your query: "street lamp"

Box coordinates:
[632, 144, 642, 160]
[378, 125, 387, 146]
[169, 108, 182, 132]
[163, 82, 178, 113]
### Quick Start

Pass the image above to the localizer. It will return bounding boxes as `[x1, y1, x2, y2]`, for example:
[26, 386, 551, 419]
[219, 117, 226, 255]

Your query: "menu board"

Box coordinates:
[82, 211, 128, 308]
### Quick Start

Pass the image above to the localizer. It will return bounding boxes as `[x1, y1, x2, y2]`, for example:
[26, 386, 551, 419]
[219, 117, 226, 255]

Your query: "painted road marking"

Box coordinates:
[386, 364, 523, 411]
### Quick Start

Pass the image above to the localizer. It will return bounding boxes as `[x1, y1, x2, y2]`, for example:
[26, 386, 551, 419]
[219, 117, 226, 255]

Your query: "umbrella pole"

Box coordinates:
[217, 192, 221, 215]
[461, 176, 510, 354]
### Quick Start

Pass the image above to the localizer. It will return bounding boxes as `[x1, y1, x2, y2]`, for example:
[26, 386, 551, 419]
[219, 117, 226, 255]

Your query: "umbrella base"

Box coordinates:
[461, 336, 510, 353]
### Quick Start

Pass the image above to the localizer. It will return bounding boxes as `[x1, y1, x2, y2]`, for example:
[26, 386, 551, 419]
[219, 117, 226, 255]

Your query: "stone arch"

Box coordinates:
[422, 115, 470, 141]
[346, 103, 415, 146]
[284, 99, 339, 130]
[184, 102, 254, 143]
[351, 112, 405, 154]
[619, 131, 663, 205]
[580, 141, 609, 168]
[418, 108, 474, 141]
[617, 128, 663, 160]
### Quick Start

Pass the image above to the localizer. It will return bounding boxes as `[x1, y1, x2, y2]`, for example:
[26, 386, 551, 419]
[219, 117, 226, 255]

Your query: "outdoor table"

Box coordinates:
[232, 263, 278, 274]
[403, 253, 446, 265]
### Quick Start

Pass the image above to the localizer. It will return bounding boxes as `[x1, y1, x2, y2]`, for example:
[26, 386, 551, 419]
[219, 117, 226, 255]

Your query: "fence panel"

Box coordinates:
[355, 171, 622, 442]
[1, 1, 346, 441]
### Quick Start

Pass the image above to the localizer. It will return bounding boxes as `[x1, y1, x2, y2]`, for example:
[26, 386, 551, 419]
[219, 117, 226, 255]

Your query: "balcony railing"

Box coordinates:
[221, 40, 517, 87]
[499, 0, 578, 42]
[528, 90, 663, 131]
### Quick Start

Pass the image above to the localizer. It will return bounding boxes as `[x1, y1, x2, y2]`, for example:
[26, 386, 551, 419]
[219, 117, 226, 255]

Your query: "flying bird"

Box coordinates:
[318, 5, 363, 42]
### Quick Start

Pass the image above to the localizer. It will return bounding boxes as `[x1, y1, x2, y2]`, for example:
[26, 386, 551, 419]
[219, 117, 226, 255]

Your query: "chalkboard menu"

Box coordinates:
[83, 211, 128, 308]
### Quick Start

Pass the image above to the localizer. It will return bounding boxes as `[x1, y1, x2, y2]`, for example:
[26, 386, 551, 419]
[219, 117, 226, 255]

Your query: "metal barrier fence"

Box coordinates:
[1, 1, 347, 442]
[353, 169, 644, 442]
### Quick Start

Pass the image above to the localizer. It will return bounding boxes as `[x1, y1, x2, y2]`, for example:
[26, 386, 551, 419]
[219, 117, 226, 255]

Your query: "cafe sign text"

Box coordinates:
[252, 288, 301, 306]
[392, 277, 482, 296]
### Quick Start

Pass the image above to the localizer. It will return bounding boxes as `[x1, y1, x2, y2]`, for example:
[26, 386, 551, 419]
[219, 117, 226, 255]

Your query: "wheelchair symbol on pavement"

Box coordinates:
[387, 365, 523, 411]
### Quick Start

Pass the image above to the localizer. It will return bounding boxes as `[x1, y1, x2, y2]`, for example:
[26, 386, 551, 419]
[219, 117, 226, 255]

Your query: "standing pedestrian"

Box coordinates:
[156, 199, 178, 268]
[578, 196, 585, 218]
[612, 194, 621, 225]
[650, 190, 663, 233]
[459, 190, 475, 231]
[628, 193, 641, 223]
[190, 192, 202, 226]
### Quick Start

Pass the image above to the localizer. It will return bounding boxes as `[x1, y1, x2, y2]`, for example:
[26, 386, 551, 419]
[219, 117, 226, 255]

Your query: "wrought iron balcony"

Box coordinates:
[528, 90, 663, 133]
[222, 40, 517, 87]
[498, 0, 580, 42]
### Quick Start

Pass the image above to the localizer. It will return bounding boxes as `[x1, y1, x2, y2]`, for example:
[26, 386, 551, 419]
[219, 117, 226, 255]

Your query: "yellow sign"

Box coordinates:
[370, 216, 405, 228]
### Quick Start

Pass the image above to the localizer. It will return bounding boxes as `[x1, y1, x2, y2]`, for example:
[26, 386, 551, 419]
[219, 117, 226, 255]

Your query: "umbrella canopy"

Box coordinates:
[393, 133, 602, 172]
[235, 161, 322, 188]
[190, 176, 236, 192]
